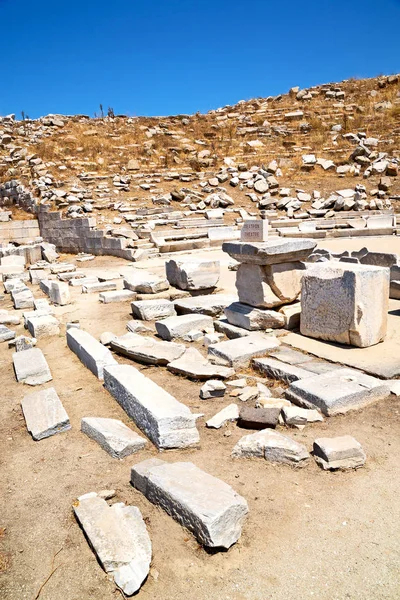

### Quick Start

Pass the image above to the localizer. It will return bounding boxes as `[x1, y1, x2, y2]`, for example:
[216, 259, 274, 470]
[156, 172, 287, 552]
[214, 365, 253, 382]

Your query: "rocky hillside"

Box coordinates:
[0, 73, 399, 233]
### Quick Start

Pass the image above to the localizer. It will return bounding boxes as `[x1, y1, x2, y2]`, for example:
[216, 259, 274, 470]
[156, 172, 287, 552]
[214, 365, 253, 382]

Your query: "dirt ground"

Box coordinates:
[1, 251, 400, 600]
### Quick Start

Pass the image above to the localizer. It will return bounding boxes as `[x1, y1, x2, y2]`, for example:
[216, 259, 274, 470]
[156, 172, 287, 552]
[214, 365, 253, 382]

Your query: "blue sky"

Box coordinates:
[1, 0, 400, 119]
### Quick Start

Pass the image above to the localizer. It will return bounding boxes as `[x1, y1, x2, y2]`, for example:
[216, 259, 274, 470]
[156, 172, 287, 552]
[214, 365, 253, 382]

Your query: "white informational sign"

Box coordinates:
[240, 219, 269, 242]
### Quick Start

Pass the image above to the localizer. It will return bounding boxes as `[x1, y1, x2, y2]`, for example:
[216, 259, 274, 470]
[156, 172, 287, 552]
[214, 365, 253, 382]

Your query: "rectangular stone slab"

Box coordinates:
[167, 347, 235, 380]
[131, 299, 176, 321]
[67, 328, 117, 380]
[73, 492, 151, 595]
[155, 313, 213, 341]
[81, 417, 147, 458]
[285, 368, 390, 415]
[174, 294, 237, 317]
[131, 458, 248, 548]
[26, 315, 60, 338]
[21, 387, 70, 440]
[208, 334, 280, 368]
[103, 364, 200, 449]
[222, 238, 316, 265]
[224, 302, 285, 330]
[111, 332, 185, 365]
[13, 348, 52, 385]
[253, 356, 316, 383]
[300, 263, 389, 348]
[99, 290, 136, 303]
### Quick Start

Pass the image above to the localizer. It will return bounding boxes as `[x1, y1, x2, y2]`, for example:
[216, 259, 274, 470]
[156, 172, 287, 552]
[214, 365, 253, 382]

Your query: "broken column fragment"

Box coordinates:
[131, 458, 248, 548]
[103, 364, 200, 449]
[73, 492, 151, 595]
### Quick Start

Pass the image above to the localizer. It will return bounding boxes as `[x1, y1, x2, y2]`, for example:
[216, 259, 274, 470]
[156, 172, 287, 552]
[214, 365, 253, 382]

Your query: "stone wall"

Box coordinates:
[0, 180, 38, 213]
[38, 207, 135, 260]
[0, 220, 41, 244]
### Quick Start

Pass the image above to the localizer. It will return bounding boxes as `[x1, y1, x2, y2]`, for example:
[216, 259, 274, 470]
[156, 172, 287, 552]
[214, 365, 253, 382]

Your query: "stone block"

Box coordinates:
[206, 404, 239, 428]
[167, 347, 234, 380]
[81, 417, 147, 458]
[222, 238, 316, 265]
[0, 325, 15, 342]
[300, 263, 389, 347]
[200, 379, 226, 399]
[285, 368, 390, 415]
[131, 299, 176, 321]
[21, 387, 70, 440]
[111, 332, 185, 365]
[82, 282, 117, 293]
[103, 364, 200, 449]
[67, 328, 117, 380]
[313, 435, 366, 470]
[131, 459, 248, 548]
[13, 348, 52, 385]
[99, 290, 136, 303]
[73, 492, 151, 595]
[26, 315, 60, 338]
[11, 288, 34, 309]
[155, 313, 213, 341]
[238, 407, 281, 429]
[225, 302, 285, 330]
[208, 334, 280, 368]
[253, 356, 314, 383]
[166, 259, 220, 290]
[174, 293, 237, 317]
[236, 262, 306, 308]
[232, 429, 309, 464]
[123, 270, 169, 294]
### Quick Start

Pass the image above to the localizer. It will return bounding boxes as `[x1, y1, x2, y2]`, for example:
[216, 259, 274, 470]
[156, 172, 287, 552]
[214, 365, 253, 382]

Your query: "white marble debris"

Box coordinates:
[131, 458, 248, 548]
[313, 435, 366, 470]
[26, 315, 60, 338]
[253, 357, 315, 383]
[40, 280, 71, 305]
[167, 347, 234, 380]
[81, 417, 147, 458]
[126, 320, 152, 334]
[100, 331, 117, 346]
[300, 263, 389, 347]
[232, 429, 310, 465]
[286, 368, 390, 415]
[0, 325, 15, 342]
[82, 281, 117, 293]
[73, 492, 151, 595]
[208, 334, 280, 368]
[67, 328, 117, 380]
[200, 379, 226, 399]
[225, 302, 285, 330]
[222, 239, 316, 265]
[155, 313, 213, 341]
[166, 259, 220, 290]
[12, 288, 34, 309]
[21, 387, 70, 440]
[282, 406, 323, 428]
[206, 404, 240, 428]
[131, 299, 176, 321]
[0, 310, 20, 325]
[124, 270, 169, 294]
[111, 332, 185, 365]
[104, 364, 200, 449]
[13, 348, 52, 385]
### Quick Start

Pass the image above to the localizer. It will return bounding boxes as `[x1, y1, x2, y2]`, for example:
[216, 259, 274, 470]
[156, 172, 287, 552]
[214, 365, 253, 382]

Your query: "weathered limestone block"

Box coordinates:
[131, 299, 176, 321]
[82, 282, 117, 293]
[200, 379, 226, 399]
[124, 270, 169, 294]
[155, 313, 213, 341]
[236, 262, 306, 308]
[166, 259, 220, 290]
[174, 293, 237, 317]
[208, 334, 280, 368]
[67, 328, 117, 380]
[40, 280, 71, 305]
[21, 387, 70, 440]
[232, 429, 309, 464]
[253, 356, 315, 383]
[313, 435, 366, 470]
[0, 325, 15, 342]
[11, 288, 34, 309]
[13, 348, 52, 385]
[224, 302, 285, 330]
[111, 332, 185, 365]
[26, 315, 60, 338]
[285, 368, 390, 415]
[81, 417, 147, 458]
[167, 347, 234, 380]
[222, 238, 316, 265]
[99, 289, 136, 303]
[131, 458, 248, 548]
[103, 364, 200, 449]
[300, 263, 389, 347]
[73, 492, 151, 595]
